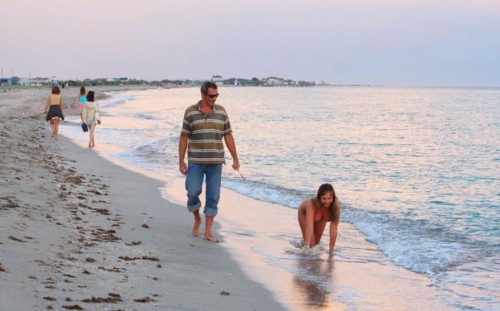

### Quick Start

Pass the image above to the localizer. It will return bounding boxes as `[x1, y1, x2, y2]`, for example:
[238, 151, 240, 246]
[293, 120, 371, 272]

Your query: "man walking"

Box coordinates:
[179, 81, 240, 242]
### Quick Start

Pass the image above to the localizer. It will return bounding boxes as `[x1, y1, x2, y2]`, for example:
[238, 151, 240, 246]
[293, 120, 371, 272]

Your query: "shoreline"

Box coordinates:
[0, 87, 287, 310]
[60, 87, 456, 310]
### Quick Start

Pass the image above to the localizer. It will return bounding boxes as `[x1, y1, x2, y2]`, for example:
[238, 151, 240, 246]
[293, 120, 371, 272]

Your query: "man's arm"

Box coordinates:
[179, 134, 188, 175]
[224, 133, 240, 170]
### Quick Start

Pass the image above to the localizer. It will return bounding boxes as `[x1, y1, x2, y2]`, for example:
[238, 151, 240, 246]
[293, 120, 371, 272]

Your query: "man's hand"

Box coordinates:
[178, 135, 188, 175]
[232, 158, 240, 171]
[179, 161, 187, 175]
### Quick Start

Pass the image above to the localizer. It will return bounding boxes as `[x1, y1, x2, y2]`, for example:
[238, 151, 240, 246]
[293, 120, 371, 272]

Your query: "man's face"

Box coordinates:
[202, 88, 219, 106]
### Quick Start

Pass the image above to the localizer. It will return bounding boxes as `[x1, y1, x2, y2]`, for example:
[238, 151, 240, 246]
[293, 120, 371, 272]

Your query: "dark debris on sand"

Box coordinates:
[82, 293, 122, 303]
[0, 91, 165, 311]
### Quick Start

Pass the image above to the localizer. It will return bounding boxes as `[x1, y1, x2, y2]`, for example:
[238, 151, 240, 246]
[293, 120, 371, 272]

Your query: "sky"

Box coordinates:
[1, 0, 499, 87]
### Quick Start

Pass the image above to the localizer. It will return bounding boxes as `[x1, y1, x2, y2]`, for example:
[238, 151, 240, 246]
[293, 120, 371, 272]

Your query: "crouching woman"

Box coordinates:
[297, 183, 340, 254]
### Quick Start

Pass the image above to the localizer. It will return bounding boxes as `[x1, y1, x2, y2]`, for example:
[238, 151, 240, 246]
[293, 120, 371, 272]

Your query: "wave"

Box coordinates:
[343, 208, 469, 276]
[221, 177, 486, 277]
[105, 132, 496, 282]
[222, 178, 306, 209]
[101, 92, 135, 108]
[132, 113, 159, 120]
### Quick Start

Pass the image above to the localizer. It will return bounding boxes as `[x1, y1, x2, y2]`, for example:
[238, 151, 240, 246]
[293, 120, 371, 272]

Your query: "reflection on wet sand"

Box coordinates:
[293, 254, 335, 309]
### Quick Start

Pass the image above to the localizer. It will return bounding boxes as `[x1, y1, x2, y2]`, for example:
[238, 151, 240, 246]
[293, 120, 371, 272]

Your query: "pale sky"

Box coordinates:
[1, 0, 499, 86]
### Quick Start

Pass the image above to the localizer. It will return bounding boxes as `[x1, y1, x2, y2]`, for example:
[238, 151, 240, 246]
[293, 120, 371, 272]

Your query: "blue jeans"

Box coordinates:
[185, 163, 223, 217]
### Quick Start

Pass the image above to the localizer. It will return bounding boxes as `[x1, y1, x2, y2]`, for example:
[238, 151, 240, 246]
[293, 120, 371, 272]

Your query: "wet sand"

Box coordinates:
[0, 86, 286, 310]
[163, 177, 453, 311]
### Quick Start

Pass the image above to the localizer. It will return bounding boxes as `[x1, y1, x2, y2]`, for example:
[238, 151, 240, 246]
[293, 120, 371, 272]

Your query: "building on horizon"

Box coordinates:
[212, 75, 223, 86]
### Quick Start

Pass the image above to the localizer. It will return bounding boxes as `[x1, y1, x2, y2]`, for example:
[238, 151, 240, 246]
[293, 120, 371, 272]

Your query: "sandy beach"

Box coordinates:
[0, 87, 286, 310]
[3, 86, 484, 311]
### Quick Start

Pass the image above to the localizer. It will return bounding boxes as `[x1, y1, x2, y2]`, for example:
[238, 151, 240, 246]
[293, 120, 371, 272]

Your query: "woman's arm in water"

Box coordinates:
[303, 200, 316, 247]
[329, 220, 338, 253]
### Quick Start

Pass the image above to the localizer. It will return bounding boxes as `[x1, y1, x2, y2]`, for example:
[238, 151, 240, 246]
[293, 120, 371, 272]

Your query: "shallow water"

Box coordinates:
[63, 86, 499, 310]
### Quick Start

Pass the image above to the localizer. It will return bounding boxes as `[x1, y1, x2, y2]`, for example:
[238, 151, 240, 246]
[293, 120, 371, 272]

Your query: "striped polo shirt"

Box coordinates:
[181, 102, 232, 164]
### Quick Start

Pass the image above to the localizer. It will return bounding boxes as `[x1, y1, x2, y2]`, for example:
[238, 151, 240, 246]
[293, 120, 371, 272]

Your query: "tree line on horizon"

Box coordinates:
[2, 76, 316, 88]
[58, 77, 294, 87]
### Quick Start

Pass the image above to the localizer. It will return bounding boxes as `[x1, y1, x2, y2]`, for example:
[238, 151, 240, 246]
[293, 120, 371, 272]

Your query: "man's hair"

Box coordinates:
[201, 81, 218, 94]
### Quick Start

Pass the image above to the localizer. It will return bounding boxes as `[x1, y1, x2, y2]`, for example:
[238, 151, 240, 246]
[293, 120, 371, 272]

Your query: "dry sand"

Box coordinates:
[0, 86, 287, 310]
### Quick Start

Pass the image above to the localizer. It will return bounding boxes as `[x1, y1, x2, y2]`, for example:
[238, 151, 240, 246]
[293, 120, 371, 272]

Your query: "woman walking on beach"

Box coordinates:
[44, 86, 64, 140]
[81, 90, 100, 148]
[297, 183, 340, 254]
[76, 86, 87, 121]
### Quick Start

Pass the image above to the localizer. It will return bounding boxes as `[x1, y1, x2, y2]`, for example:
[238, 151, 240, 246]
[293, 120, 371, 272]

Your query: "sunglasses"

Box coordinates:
[205, 93, 219, 98]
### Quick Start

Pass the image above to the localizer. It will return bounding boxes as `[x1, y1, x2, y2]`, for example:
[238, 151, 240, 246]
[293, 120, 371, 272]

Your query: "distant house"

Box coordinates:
[31, 77, 51, 85]
[161, 80, 177, 88]
[10, 76, 21, 85]
[212, 75, 224, 86]
[105, 77, 127, 83]
[298, 80, 316, 87]
[17, 78, 28, 85]
[264, 77, 285, 86]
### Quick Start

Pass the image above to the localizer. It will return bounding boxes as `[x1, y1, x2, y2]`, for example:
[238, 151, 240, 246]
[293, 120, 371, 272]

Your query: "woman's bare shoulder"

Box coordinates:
[300, 198, 316, 209]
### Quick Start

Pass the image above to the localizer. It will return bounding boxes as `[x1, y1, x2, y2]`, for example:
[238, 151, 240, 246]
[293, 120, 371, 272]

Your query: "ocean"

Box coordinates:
[63, 86, 499, 310]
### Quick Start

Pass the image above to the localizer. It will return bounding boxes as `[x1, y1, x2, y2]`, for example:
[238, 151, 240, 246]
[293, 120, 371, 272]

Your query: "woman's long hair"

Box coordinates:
[80, 86, 86, 96]
[313, 183, 340, 222]
[86, 91, 95, 102]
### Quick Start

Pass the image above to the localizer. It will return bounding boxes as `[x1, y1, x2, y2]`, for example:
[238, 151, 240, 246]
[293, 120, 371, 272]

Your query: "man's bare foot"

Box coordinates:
[192, 218, 201, 237]
[203, 234, 219, 243]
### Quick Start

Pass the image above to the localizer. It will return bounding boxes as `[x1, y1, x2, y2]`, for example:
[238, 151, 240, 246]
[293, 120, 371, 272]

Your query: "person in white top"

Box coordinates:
[81, 90, 101, 148]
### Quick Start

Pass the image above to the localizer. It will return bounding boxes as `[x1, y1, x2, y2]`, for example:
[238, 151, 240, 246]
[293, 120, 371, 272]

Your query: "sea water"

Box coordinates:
[63, 86, 499, 310]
